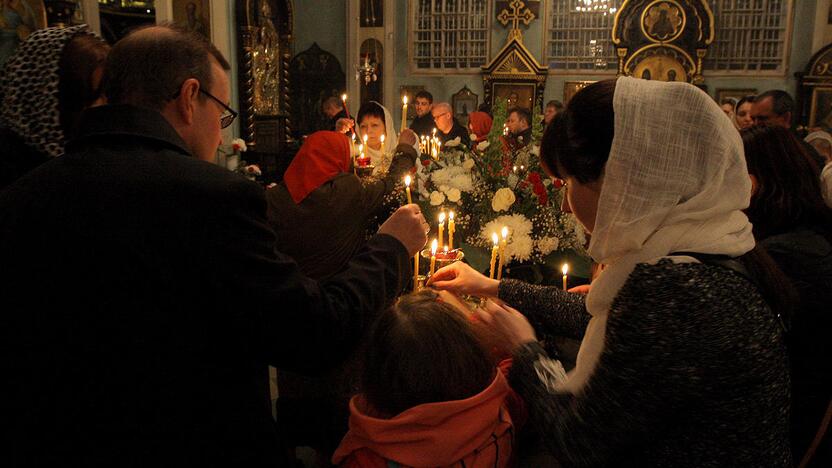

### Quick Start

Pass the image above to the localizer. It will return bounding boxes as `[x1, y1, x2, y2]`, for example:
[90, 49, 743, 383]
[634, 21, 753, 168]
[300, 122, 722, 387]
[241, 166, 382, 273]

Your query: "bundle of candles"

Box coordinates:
[419, 134, 441, 160]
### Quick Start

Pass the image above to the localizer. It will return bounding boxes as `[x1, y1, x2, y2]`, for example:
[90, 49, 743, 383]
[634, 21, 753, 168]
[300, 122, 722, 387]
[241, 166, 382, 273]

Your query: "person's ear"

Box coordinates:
[174, 78, 200, 125]
[749, 174, 759, 197]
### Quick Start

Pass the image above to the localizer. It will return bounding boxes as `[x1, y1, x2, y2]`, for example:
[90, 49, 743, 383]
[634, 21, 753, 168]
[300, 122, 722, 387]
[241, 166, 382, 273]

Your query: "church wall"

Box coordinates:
[287, 0, 820, 128]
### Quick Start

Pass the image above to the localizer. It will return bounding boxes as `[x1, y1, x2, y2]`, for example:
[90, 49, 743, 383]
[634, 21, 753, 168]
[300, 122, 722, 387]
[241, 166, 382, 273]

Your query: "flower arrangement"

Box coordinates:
[411, 98, 586, 265]
[219, 138, 261, 181]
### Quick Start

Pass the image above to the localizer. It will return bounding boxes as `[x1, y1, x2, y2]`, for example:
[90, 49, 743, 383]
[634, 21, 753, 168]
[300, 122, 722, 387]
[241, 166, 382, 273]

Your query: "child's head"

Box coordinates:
[362, 289, 494, 417]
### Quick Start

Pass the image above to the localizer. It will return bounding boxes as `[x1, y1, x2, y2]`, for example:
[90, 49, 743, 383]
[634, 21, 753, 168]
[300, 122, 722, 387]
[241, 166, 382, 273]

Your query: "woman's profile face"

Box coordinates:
[557, 175, 602, 235]
[735, 102, 754, 129]
[359, 115, 386, 148]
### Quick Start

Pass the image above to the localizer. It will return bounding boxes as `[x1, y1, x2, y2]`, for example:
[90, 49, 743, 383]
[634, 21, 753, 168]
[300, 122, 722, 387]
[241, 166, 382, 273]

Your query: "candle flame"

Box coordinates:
[403, 95, 408, 105]
[492, 233, 499, 245]
[443, 245, 448, 253]
[562, 263, 569, 275]
[363, 134, 368, 143]
[438, 212, 445, 223]
[404, 175, 411, 187]
[341, 94, 347, 101]
[448, 211, 454, 220]
[431, 238, 438, 254]
[380, 134, 385, 143]
[501, 226, 508, 239]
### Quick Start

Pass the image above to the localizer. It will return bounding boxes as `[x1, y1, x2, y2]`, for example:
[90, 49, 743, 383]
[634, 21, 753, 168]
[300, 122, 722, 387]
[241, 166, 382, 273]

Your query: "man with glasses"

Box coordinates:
[0, 25, 427, 466]
[432, 102, 471, 148]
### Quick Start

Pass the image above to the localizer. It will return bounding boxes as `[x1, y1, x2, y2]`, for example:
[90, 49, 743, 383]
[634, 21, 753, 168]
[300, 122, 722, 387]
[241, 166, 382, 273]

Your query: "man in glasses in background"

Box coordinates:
[0, 24, 426, 466]
[432, 101, 471, 148]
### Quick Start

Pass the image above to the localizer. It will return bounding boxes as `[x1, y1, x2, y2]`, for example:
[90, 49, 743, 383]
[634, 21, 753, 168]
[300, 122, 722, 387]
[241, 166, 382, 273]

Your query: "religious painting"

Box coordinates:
[716, 88, 757, 105]
[809, 87, 832, 130]
[493, 83, 534, 111]
[399, 85, 424, 121]
[563, 81, 595, 105]
[632, 54, 687, 82]
[172, 0, 210, 39]
[641, 1, 685, 43]
[0, 0, 46, 69]
[452, 86, 478, 127]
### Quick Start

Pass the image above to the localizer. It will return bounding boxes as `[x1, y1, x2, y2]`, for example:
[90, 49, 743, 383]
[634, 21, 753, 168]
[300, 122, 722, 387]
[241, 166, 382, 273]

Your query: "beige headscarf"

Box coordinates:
[559, 77, 756, 394]
[362, 101, 398, 175]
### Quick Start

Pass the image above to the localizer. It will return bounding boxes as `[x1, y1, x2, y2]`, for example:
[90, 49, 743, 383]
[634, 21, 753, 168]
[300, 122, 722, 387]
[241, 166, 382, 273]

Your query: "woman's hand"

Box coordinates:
[428, 261, 499, 297]
[474, 300, 537, 351]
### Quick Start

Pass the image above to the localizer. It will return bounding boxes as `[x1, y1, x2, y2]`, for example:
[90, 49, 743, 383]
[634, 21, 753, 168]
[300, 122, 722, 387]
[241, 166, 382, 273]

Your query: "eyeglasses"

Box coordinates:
[199, 88, 238, 129]
[432, 111, 450, 120]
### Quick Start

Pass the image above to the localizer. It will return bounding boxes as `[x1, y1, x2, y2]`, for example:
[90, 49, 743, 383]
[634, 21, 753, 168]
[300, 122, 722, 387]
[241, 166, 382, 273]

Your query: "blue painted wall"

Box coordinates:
[290, 0, 818, 125]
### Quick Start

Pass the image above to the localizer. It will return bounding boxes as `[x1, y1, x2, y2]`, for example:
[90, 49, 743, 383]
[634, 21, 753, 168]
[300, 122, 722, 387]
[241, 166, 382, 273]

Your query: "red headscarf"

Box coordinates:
[283, 131, 351, 203]
[468, 111, 493, 143]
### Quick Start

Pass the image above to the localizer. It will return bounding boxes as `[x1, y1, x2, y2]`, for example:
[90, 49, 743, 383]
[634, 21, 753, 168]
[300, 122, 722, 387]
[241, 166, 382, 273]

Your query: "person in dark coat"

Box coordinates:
[0, 24, 427, 467]
[432, 102, 471, 148]
[265, 129, 418, 462]
[742, 125, 832, 467]
[409, 90, 435, 138]
[0, 25, 108, 190]
[322, 95, 349, 132]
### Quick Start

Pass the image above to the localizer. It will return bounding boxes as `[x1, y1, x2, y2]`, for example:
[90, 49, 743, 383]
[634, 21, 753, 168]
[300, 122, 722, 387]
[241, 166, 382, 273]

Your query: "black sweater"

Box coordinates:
[500, 260, 791, 467]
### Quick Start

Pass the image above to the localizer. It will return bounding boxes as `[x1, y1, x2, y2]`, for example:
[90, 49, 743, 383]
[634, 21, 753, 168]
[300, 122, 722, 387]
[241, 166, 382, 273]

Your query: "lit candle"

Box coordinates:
[404, 175, 412, 204]
[448, 211, 455, 250]
[562, 263, 569, 291]
[489, 233, 499, 279]
[496, 226, 508, 280]
[363, 134, 368, 146]
[401, 95, 408, 132]
[341, 93, 350, 119]
[380, 134, 385, 145]
[429, 239, 438, 276]
[437, 211, 446, 248]
[413, 252, 420, 291]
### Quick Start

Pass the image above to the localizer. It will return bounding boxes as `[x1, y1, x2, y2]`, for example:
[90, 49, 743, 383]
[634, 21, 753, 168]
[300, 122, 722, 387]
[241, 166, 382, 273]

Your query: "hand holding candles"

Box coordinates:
[496, 226, 508, 280]
[404, 175, 412, 204]
[447, 211, 455, 250]
[437, 211, 446, 247]
[489, 233, 499, 279]
[401, 95, 408, 132]
[429, 239, 438, 276]
[562, 263, 569, 291]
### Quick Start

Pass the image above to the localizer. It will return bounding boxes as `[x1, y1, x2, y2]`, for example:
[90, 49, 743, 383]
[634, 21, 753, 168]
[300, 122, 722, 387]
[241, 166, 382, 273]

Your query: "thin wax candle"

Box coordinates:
[447, 211, 455, 250]
[489, 233, 499, 279]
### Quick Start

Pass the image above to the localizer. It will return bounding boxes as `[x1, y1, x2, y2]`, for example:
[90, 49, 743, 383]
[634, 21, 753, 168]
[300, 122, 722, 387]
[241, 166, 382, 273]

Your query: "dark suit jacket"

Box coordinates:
[437, 120, 472, 149]
[0, 104, 410, 466]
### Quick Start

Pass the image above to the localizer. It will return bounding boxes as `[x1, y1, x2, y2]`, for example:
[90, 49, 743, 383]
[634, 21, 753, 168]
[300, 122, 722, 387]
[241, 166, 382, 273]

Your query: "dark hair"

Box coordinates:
[741, 125, 832, 240]
[719, 97, 737, 107]
[361, 290, 494, 417]
[508, 107, 531, 126]
[103, 24, 230, 110]
[58, 33, 109, 138]
[477, 102, 492, 116]
[541, 79, 616, 183]
[546, 100, 564, 111]
[755, 90, 794, 117]
[356, 101, 386, 126]
[734, 94, 755, 113]
[415, 90, 433, 103]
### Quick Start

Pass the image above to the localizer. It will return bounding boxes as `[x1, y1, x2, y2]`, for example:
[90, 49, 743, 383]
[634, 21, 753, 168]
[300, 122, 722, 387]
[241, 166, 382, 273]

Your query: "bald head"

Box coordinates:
[104, 24, 229, 110]
[431, 102, 453, 133]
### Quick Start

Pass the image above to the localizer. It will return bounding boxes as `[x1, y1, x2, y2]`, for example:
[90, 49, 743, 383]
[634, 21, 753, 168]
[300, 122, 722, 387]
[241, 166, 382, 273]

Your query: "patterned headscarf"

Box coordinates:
[0, 25, 93, 158]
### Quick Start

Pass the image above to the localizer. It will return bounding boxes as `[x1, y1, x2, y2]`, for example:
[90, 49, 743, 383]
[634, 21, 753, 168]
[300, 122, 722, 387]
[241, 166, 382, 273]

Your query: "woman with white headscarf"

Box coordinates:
[356, 101, 398, 175]
[429, 78, 792, 466]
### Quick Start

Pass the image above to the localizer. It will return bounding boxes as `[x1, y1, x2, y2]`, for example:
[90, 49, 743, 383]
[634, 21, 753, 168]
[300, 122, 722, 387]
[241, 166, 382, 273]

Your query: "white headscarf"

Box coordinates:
[362, 101, 398, 175]
[560, 77, 756, 394]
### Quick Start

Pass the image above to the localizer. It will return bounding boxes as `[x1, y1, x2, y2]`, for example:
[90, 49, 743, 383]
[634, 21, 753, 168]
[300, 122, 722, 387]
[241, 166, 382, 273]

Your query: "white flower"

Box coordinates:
[432, 166, 474, 192]
[439, 184, 450, 193]
[481, 214, 534, 262]
[231, 138, 247, 153]
[469, 133, 478, 142]
[536, 236, 560, 256]
[430, 190, 446, 206]
[477, 140, 490, 151]
[491, 187, 516, 212]
[446, 187, 462, 202]
[444, 136, 462, 147]
[463, 158, 476, 170]
[244, 164, 261, 176]
[530, 145, 540, 156]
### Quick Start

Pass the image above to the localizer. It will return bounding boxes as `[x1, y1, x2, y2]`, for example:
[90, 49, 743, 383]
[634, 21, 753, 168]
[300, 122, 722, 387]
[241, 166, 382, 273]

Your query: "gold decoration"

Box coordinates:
[641, 1, 685, 43]
[252, 0, 280, 115]
[496, 0, 535, 42]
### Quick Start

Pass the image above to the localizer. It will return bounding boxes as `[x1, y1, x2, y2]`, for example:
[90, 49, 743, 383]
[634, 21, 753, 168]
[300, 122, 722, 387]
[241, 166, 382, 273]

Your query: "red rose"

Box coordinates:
[552, 178, 565, 189]
[421, 159, 432, 167]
